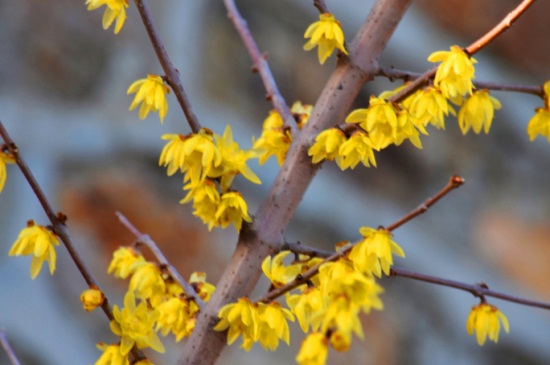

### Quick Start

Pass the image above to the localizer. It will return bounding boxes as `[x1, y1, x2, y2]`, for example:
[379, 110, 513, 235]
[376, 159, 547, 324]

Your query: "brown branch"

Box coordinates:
[0, 122, 146, 363]
[388, 0, 536, 104]
[0, 330, 20, 365]
[313, 0, 329, 14]
[133, 0, 202, 133]
[223, 0, 297, 133]
[116, 212, 205, 309]
[177, 1, 413, 364]
[257, 174, 460, 303]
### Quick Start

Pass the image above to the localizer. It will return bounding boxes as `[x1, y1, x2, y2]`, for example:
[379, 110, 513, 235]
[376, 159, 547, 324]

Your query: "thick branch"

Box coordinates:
[177, 1, 413, 363]
[133, 0, 202, 132]
[223, 0, 297, 132]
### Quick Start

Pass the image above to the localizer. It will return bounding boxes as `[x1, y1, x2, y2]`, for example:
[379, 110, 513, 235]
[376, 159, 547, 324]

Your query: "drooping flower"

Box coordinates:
[9, 220, 60, 279]
[262, 251, 302, 288]
[108, 246, 145, 279]
[127, 75, 170, 123]
[527, 108, 550, 142]
[409, 86, 456, 129]
[214, 298, 261, 351]
[110, 291, 165, 355]
[458, 89, 501, 134]
[214, 191, 252, 232]
[256, 301, 295, 351]
[466, 303, 509, 345]
[291, 101, 313, 129]
[128, 262, 166, 306]
[320, 296, 364, 349]
[86, 0, 129, 34]
[182, 179, 221, 229]
[155, 297, 199, 341]
[337, 130, 377, 170]
[80, 287, 105, 312]
[296, 332, 329, 365]
[348, 226, 405, 277]
[0, 151, 14, 193]
[428, 46, 477, 103]
[286, 286, 326, 332]
[304, 13, 348, 65]
[94, 343, 129, 365]
[308, 128, 346, 164]
[253, 110, 292, 166]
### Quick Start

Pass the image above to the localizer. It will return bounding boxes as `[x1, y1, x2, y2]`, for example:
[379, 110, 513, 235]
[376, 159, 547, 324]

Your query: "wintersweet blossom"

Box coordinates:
[286, 286, 326, 332]
[337, 130, 377, 170]
[428, 46, 477, 103]
[296, 332, 329, 365]
[80, 288, 105, 312]
[320, 296, 363, 350]
[348, 226, 405, 277]
[214, 298, 260, 351]
[291, 101, 313, 129]
[9, 221, 60, 279]
[527, 108, 550, 142]
[155, 297, 199, 341]
[0, 151, 14, 193]
[127, 75, 170, 123]
[253, 110, 292, 166]
[214, 191, 252, 231]
[95, 343, 129, 365]
[86, 0, 129, 34]
[108, 246, 145, 279]
[128, 262, 166, 305]
[308, 128, 346, 164]
[409, 86, 456, 129]
[256, 302, 295, 350]
[466, 303, 509, 345]
[458, 90, 501, 134]
[262, 250, 302, 288]
[189, 271, 216, 302]
[110, 292, 165, 355]
[304, 13, 348, 64]
[182, 179, 221, 229]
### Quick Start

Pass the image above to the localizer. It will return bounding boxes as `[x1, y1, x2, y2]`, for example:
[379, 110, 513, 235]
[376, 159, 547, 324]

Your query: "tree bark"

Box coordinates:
[177, 0, 413, 364]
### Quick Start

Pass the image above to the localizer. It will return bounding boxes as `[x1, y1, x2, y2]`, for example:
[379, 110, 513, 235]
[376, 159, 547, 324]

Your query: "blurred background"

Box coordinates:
[1, 0, 550, 364]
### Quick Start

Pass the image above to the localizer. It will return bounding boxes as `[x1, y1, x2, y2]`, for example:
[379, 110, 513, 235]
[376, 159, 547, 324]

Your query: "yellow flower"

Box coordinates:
[348, 226, 405, 277]
[466, 303, 509, 345]
[80, 288, 105, 312]
[108, 246, 145, 279]
[110, 291, 165, 355]
[127, 75, 170, 123]
[286, 286, 326, 332]
[409, 86, 456, 129]
[134, 361, 155, 365]
[256, 301, 295, 351]
[155, 297, 198, 341]
[94, 343, 129, 365]
[262, 250, 302, 288]
[308, 128, 346, 164]
[9, 220, 60, 279]
[0, 151, 14, 193]
[213, 125, 261, 191]
[337, 130, 377, 170]
[182, 179, 221, 230]
[214, 298, 261, 351]
[214, 191, 252, 232]
[527, 108, 550, 142]
[320, 296, 364, 346]
[296, 332, 329, 365]
[253, 110, 292, 166]
[86, 0, 129, 34]
[428, 46, 477, 103]
[128, 262, 166, 306]
[291, 101, 313, 129]
[304, 13, 348, 65]
[458, 89, 501, 134]
[189, 271, 216, 302]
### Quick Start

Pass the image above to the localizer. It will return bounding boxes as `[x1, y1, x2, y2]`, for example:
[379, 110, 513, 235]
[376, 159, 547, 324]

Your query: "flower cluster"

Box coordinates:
[253, 102, 312, 166]
[466, 302, 509, 345]
[9, 220, 60, 279]
[85, 0, 129, 34]
[304, 13, 348, 65]
[160, 125, 260, 231]
[91, 246, 216, 364]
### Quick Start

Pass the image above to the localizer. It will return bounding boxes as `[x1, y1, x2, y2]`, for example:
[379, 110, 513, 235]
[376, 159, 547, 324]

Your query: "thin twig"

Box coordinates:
[223, 0, 297, 133]
[0, 122, 146, 363]
[133, 0, 202, 133]
[116, 212, 206, 309]
[376, 67, 544, 97]
[257, 175, 462, 302]
[0, 330, 20, 365]
[388, 0, 536, 104]
[313, 0, 329, 14]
